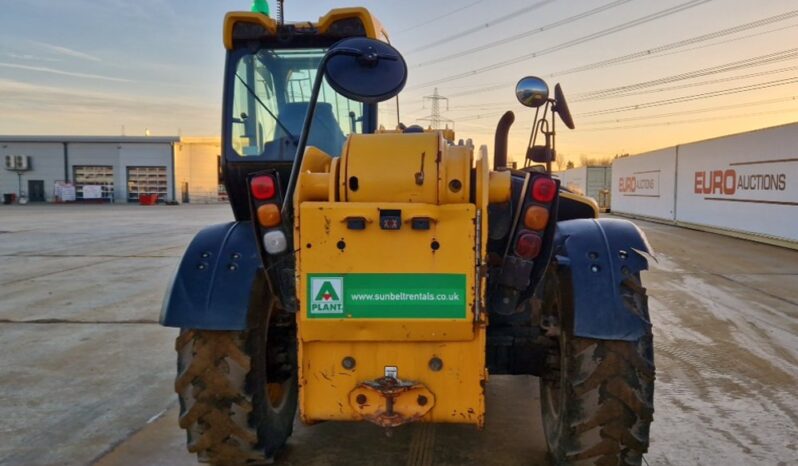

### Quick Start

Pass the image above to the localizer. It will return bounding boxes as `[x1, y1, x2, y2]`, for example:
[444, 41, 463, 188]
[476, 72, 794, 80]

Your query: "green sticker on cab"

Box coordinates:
[307, 273, 467, 319]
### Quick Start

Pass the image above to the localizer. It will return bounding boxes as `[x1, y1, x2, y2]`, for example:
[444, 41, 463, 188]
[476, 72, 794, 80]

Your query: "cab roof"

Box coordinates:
[223, 7, 388, 49]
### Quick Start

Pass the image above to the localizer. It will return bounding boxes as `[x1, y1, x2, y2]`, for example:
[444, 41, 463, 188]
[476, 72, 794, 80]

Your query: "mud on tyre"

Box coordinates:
[540, 264, 655, 466]
[175, 295, 297, 465]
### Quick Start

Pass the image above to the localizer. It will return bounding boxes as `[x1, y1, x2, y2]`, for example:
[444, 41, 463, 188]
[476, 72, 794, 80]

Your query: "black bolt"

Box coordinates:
[341, 356, 356, 370]
[429, 357, 443, 372]
[201, 251, 211, 258]
[448, 179, 462, 192]
[227, 264, 237, 271]
[431, 240, 440, 251]
[356, 394, 367, 405]
[337, 240, 346, 250]
[417, 395, 428, 406]
[618, 250, 629, 260]
[590, 264, 601, 273]
[231, 252, 241, 260]
[197, 262, 208, 271]
[588, 251, 599, 260]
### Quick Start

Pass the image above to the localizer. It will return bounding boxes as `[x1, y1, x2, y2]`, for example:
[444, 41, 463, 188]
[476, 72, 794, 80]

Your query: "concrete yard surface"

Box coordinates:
[0, 204, 796, 465]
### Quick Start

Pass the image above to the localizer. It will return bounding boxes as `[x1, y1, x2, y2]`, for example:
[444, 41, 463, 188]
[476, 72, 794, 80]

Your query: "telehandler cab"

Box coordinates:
[161, 5, 655, 465]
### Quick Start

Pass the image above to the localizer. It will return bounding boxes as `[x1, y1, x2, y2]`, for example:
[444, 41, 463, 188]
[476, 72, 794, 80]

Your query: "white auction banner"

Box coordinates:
[675, 123, 798, 242]
[611, 148, 677, 221]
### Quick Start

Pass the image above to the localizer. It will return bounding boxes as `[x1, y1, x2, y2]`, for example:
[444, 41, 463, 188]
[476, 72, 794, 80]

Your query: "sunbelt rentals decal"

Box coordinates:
[307, 273, 467, 319]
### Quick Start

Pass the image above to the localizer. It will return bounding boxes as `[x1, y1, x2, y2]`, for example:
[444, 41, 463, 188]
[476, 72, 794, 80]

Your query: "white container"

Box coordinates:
[611, 148, 677, 221]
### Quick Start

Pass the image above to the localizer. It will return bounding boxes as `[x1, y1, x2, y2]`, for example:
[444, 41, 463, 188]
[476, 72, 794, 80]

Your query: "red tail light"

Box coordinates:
[531, 177, 556, 203]
[515, 232, 542, 259]
[251, 175, 275, 200]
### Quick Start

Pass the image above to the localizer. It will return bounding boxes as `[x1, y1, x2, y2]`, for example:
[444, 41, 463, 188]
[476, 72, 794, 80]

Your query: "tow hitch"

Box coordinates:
[349, 377, 435, 427]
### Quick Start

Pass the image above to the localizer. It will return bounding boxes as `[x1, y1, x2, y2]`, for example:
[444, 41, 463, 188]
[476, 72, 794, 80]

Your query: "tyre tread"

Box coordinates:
[175, 330, 270, 465]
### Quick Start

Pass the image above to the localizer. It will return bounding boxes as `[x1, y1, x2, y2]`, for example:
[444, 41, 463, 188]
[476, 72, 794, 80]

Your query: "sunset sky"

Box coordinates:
[1, 0, 797, 166]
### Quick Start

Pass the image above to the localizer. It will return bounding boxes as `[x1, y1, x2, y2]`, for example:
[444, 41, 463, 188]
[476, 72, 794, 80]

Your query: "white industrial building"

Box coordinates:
[1, 136, 221, 204]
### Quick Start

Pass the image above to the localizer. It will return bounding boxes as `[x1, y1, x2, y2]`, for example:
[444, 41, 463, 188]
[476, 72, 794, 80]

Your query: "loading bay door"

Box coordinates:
[126, 166, 167, 202]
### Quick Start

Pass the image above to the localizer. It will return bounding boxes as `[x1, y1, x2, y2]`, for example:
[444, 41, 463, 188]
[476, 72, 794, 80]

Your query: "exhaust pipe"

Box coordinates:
[493, 111, 515, 170]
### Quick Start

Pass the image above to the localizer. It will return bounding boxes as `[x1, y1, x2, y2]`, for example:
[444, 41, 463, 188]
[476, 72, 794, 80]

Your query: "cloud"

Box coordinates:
[4, 52, 61, 63]
[30, 41, 101, 62]
[0, 62, 131, 82]
[0, 78, 218, 135]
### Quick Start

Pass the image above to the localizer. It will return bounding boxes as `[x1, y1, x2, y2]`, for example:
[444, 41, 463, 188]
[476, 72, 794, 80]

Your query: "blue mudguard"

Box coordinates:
[553, 218, 653, 341]
[160, 221, 262, 330]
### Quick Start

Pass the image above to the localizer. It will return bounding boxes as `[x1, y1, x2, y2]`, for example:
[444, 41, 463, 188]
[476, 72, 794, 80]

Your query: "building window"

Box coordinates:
[73, 165, 114, 201]
[127, 166, 167, 202]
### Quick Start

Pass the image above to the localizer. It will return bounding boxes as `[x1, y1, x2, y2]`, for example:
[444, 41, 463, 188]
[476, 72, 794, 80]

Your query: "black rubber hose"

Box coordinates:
[493, 111, 515, 170]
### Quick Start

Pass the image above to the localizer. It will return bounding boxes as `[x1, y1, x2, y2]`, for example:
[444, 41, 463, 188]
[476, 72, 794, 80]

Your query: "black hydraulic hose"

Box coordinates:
[493, 111, 515, 170]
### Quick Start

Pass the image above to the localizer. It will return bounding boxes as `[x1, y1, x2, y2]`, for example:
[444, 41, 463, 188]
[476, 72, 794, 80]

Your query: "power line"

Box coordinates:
[550, 10, 798, 77]
[577, 95, 797, 126]
[449, 60, 798, 110]
[415, 0, 634, 67]
[453, 77, 798, 122]
[410, 0, 713, 89]
[394, 0, 485, 35]
[599, 23, 798, 71]
[439, 14, 798, 100]
[449, 96, 798, 131]
[576, 76, 798, 117]
[407, 0, 556, 53]
[578, 107, 798, 132]
[571, 48, 798, 100]
[578, 65, 798, 102]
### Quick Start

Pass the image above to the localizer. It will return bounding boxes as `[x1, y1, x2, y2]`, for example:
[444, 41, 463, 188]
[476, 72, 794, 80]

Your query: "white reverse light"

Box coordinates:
[263, 230, 287, 255]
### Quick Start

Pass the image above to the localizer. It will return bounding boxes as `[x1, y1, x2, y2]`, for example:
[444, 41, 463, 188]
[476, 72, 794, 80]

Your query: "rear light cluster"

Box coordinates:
[250, 174, 287, 255]
[513, 175, 556, 260]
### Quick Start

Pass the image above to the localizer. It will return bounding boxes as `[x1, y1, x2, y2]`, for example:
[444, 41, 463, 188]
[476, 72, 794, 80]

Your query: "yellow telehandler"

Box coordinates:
[161, 4, 654, 465]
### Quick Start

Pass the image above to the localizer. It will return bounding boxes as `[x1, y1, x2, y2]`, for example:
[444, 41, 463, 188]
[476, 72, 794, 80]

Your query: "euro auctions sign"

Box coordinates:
[618, 171, 660, 197]
[693, 165, 789, 201]
[690, 155, 795, 209]
[675, 123, 798, 242]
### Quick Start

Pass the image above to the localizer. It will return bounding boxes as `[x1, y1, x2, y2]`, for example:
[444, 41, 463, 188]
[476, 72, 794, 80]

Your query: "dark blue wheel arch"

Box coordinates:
[553, 218, 653, 341]
[160, 221, 262, 330]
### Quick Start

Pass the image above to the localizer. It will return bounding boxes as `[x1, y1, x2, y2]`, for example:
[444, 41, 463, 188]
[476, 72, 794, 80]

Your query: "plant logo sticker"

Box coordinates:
[310, 277, 344, 314]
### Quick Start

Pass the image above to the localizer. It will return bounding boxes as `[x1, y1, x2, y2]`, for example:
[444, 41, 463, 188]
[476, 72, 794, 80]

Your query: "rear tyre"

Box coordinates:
[175, 296, 297, 465]
[540, 265, 654, 466]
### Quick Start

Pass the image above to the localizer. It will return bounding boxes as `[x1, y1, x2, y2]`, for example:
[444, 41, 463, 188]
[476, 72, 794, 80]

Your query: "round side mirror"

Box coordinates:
[554, 83, 575, 129]
[515, 76, 549, 108]
[324, 37, 407, 104]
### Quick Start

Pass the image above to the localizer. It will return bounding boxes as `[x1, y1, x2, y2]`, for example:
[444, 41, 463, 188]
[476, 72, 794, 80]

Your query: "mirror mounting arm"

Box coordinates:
[281, 49, 340, 221]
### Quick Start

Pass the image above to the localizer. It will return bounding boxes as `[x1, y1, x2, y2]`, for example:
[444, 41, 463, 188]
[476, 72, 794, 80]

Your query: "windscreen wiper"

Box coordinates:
[235, 73, 298, 145]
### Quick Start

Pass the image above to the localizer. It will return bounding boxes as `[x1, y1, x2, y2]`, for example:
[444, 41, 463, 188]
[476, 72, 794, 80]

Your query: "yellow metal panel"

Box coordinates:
[224, 8, 387, 49]
[315, 7, 387, 41]
[299, 338, 486, 426]
[343, 133, 441, 204]
[438, 145, 472, 205]
[296, 202, 477, 342]
[488, 170, 511, 204]
[560, 190, 600, 218]
[475, 147, 490, 321]
[223, 12, 277, 49]
[296, 146, 333, 204]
